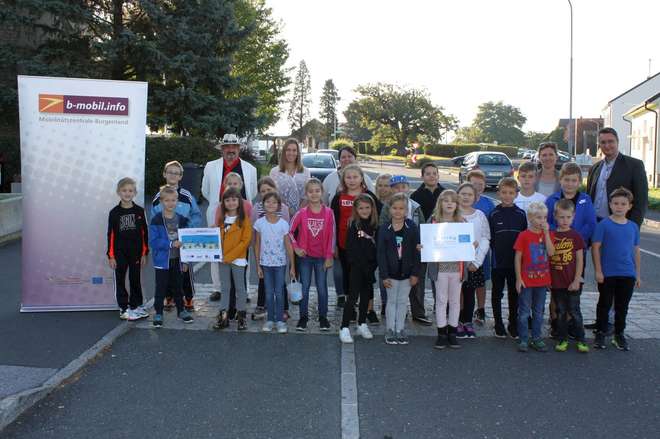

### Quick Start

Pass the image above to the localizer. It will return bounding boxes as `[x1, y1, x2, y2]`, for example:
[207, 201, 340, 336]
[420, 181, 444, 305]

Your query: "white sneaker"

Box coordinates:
[135, 306, 149, 319]
[262, 321, 274, 332]
[357, 323, 373, 339]
[119, 310, 128, 320]
[276, 321, 288, 334]
[127, 309, 140, 321]
[339, 327, 354, 344]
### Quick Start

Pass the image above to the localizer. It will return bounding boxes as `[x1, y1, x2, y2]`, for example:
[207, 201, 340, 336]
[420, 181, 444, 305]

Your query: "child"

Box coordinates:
[213, 188, 252, 331]
[425, 189, 464, 349]
[254, 192, 296, 334]
[489, 177, 527, 339]
[550, 199, 588, 353]
[372, 173, 393, 319]
[107, 177, 149, 321]
[331, 164, 382, 308]
[379, 175, 423, 225]
[545, 162, 596, 246]
[456, 183, 490, 338]
[289, 178, 335, 332]
[149, 186, 194, 327]
[151, 161, 202, 312]
[410, 162, 445, 222]
[513, 201, 555, 352]
[592, 187, 641, 351]
[210, 172, 254, 319]
[545, 162, 596, 336]
[250, 177, 290, 320]
[377, 193, 421, 345]
[339, 194, 379, 343]
[467, 170, 495, 326]
[515, 161, 547, 213]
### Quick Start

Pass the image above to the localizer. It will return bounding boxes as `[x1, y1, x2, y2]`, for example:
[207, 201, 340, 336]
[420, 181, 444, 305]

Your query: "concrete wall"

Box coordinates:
[0, 195, 22, 241]
[605, 74, 660, 156]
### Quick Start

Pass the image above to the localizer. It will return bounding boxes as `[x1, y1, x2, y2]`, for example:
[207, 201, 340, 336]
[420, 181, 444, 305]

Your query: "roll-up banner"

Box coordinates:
[17, 76, 148, 312]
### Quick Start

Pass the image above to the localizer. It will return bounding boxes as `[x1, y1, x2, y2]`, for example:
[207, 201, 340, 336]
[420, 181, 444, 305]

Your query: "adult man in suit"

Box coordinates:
[586, 127, 648, 227]
[202, 134, 257, 301]
[585, 127, 648, 331]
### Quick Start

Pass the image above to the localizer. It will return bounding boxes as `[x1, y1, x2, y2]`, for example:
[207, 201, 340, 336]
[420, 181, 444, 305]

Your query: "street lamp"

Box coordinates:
[568, 0, 574, 157]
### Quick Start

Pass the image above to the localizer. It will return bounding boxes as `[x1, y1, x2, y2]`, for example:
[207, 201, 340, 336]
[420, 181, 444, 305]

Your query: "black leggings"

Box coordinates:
[596, 276, 635, 335]
[114, 248, 143, 311]
[491, 268, 518, 327]
[338, 248, 350, 299]
[460, 283, 476, 324]
[341, 268, 372, 328]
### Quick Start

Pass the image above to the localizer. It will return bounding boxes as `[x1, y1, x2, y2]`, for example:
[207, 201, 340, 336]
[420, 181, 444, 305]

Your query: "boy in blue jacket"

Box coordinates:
[545, 162, 596, 336]
[151, 161, 202, 312]
[150, 186, 194, 327]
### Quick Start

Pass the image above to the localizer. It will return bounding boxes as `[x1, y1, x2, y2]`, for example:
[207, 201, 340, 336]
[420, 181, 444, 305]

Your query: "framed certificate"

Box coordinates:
[178, 228, 222, 262]
[420, 223, 475, 262]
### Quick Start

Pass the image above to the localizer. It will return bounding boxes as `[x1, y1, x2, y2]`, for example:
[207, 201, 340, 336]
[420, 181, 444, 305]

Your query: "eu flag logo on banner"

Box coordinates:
[91, 277, 103, 285]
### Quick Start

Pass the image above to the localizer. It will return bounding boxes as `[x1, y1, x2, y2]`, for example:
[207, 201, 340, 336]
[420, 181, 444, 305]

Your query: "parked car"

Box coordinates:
[522, 149, 536, 159]
[531, 150, 572, 170]
[458, 151, 514, 187]
[451, 155, 465, 167]
[316, 149, 339, 165]
[302, 153, 337, 182]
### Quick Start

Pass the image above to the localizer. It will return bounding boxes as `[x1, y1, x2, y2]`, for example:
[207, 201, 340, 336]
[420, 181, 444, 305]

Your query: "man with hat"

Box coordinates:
[202, 134, 258, 300]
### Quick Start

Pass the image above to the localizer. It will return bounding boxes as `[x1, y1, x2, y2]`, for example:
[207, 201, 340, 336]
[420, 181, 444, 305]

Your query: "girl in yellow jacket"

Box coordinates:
[213, 187, 252, 330]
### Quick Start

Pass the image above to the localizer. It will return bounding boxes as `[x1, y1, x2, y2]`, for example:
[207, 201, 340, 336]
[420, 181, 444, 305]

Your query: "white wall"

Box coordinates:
[607, 74, 660, 155]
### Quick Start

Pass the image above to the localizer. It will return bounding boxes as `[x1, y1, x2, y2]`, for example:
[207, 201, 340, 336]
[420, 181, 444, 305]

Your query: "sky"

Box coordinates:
[266, 0, 660, 137]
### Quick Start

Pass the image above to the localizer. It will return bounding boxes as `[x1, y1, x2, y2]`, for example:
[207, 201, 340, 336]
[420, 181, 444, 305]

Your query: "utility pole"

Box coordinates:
[567, 0, 574, 157]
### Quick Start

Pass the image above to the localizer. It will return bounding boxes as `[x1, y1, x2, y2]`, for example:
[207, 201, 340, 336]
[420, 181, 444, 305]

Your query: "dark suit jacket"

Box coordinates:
[586, 153, 648, 226]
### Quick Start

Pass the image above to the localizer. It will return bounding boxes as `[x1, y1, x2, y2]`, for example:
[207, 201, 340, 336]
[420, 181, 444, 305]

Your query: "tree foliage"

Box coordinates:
[470, 101, 527, 146]
[287, 60, 312, 133]
[319, 79, 339, 142]
[346, 83, 457, 155]
[1, 0, 291, 136]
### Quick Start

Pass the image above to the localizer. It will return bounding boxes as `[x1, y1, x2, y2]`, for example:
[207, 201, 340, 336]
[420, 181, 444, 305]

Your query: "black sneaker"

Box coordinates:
[296, 317, 308, 332]
[319, 317, 331, 331]
[507, 325, 519, 340]
[434, 335, 446, 349]
[213, 310, 229, 330]
[447, 327, 461, 349]
[612, 334, 629, 351]
[396, 331, 409, 345]
[237, 311, 247, 331]
[594, 332, 607, 349]
[337, 296, 346, 308]
[412, 316, 432, 326]
[366, 311, 380, 325]
[384, 330, 398, 345]
[494, 321, 507, 339]
[209, 291, 221, 302]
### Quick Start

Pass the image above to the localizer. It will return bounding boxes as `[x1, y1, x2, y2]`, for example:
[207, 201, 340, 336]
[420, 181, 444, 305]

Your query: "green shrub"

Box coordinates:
[0, 134, 20, 192]
[329, 138, 354, 150]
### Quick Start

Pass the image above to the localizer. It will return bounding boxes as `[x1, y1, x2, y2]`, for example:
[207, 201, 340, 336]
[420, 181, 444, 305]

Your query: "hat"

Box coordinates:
[214, 134, 242, 150]
[389, 175, 409, 187]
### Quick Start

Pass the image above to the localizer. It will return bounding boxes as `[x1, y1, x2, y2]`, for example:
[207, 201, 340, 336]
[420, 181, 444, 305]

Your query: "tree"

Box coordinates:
[319, 79, 340, 142]
[232, 0, 291, 132]
[347, 83, 457, 155]
[287, 60, 312, 133]
[525, 131, 549, 149]
[342, 100, 372, 142]
[471, 101, 527, 145]
[453, 126, 483, 144]
[546, 126, 569, 150]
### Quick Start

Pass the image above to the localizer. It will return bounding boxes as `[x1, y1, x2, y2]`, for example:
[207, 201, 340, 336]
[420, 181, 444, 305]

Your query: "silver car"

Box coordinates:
[458, 152, 514, 187]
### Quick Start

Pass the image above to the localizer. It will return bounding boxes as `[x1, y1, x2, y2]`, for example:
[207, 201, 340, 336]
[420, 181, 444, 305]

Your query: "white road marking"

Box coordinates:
[341, 344, 360, 439]
[640, 248, 660, 259]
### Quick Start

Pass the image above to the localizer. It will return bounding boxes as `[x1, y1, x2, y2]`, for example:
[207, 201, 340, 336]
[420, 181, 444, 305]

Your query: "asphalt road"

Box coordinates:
[3, 331, 660, 439]
[2, 330, 342, 439]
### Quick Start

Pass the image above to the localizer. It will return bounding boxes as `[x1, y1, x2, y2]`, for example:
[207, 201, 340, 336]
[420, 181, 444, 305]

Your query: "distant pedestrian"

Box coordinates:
[592, 188, 641, 351]
[149, 186, 194, 327]
[107, 177, 150, 321]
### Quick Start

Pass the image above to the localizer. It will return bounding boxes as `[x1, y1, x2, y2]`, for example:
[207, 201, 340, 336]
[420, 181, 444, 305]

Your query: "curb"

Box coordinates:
[644, 218, 660, 229]
[0, 231, 21, 248]
[0, 299, 152, 432]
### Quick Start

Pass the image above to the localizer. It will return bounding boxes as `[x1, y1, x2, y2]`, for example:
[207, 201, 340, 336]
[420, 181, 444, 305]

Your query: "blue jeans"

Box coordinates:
[298, 256, 328, 319]
[263, 265, 286, 322]
[517, 287, 547, 343]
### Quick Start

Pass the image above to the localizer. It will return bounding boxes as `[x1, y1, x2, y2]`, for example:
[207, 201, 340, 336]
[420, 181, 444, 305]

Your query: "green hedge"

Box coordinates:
[423, 143, 518, 158]
[0, 135, 258, 197]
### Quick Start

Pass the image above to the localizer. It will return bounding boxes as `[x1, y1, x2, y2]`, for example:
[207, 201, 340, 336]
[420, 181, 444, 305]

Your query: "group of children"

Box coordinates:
[107, 156, 641, 352]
